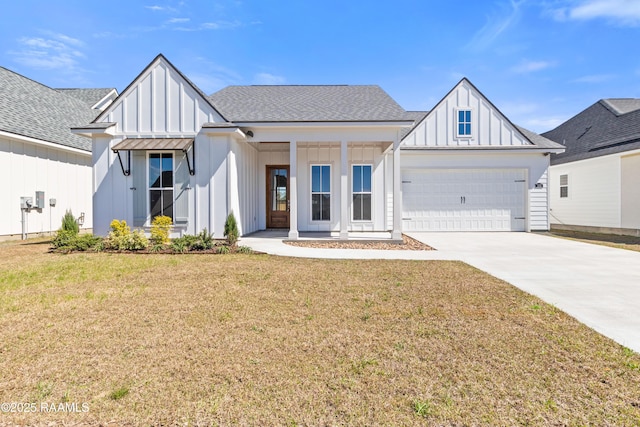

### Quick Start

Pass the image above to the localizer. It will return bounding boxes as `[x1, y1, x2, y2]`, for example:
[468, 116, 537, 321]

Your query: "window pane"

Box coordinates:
[459, 124, 465, 135]
[162, 189, 174, 220]
[362, 165, 372, 192]
[321, 165, 330, 192]
[321, 194, 330, 220]
[560, 187, 568, 198]
[465, 124, 471, 135]
[362, 194, 371, 221]
[353, 166, 362, 192]
[312, 194, 321, 220]
[150, 190, 162, 218]
[353, 194, 362, 220]
[465, 110, 471, 122]
[161, 154, 173, 188]
[149, 154, 161, 188]
[458, 110, 464, 122]
[312, 166, 320, 193]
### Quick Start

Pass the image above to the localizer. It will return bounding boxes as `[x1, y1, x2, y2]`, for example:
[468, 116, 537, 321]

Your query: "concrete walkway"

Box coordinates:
[240, 231, 640, 353]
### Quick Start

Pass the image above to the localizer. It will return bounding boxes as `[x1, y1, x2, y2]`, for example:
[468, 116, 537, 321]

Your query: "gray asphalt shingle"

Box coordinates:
[543, 99, 640, 165]
[56, 88, 114, 107]
[0, 66, 102, 152]
[208, 85, 409, 122]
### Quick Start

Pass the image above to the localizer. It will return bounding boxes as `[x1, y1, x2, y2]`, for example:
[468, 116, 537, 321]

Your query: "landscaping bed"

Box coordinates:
[285, 233, 433, 250]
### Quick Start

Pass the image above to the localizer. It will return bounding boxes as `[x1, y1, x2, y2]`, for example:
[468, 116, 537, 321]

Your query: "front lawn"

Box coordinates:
[1, 241, 639, 425]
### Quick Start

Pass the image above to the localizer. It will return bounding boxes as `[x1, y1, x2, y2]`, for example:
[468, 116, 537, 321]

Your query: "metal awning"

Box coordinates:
[112, 138, 194, 151]
[111, 138, 196, 177]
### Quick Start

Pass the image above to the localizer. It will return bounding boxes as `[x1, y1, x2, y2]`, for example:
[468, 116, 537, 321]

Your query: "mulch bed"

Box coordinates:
[284, 234, 433, 250]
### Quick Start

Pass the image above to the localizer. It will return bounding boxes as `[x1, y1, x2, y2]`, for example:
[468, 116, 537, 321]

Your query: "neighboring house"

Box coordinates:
[543, 99, 640, 236]
[0, 66, 117, 238]
[74, 54, 563, 239]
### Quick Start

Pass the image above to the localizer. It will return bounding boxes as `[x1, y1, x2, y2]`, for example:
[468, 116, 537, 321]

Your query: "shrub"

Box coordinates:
[104, 219, 149, 251]
[171, 238, 189, 253]
[52, 232, 102, 252]
[150, 215, 172, 245]
[191, 228, 215, 251]
[61, 210, 79, 234]
[237, 245, 253, 254]
[224, 212, 239, 246]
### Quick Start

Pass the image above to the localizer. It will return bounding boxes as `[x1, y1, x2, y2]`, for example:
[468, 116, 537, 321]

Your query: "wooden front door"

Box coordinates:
[266, 166, 290, 228]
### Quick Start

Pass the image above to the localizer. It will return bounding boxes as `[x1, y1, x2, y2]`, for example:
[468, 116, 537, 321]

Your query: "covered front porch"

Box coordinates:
[245, 126, 405, 241]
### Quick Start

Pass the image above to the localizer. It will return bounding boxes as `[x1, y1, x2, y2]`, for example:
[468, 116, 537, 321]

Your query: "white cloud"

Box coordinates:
[167, 17, 190, 24]
[8, 32, 87, 77]
[201, 20, 242, 30]
[467, 0, 525, 51]
[571, 74, 616, 83]
[253, 72, 286, 85]
[511, 60, 555, 74]
[551, 0, 640, 26]
[146, 5, 166, 11]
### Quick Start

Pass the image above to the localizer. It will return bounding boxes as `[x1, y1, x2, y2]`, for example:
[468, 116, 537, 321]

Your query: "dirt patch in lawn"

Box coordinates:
[0, 241, 639, 426]
[285, 233, 433, 250]
[546, 229, 640, 252]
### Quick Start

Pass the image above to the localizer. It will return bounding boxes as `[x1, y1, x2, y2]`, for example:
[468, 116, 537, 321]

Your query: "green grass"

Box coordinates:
[0, 240, 639, 425]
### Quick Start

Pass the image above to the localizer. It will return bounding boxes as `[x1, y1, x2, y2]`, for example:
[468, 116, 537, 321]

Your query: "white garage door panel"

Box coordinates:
[402, 169, 526, 231]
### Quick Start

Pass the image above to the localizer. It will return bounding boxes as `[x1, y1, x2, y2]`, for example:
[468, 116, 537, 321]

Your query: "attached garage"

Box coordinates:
[402, 168, 527, 231]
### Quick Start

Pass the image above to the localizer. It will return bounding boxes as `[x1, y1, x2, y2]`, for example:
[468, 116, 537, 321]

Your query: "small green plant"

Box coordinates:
[109, 386, 129, 400]
[237, 245, 253, 254]
[52, 232, 102, 252]
[217, 245, 230, 254]
[191, 228, 215, 250]
[150, 243, 165, 253]
[61, 210, 80, 234]
[171, 238, 188, 253]
[413, 399, 432, 417]
[224, 212, 239, 246]
[150, 215, 172, 245]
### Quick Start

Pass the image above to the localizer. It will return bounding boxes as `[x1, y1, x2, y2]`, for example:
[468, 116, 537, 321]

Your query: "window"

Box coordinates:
[352, 165, 372, 221]
[311, 165, 330, 221]
[149, 153, 174, 221]
[457, 109, 472, 137]
[560, 174, 568, 198]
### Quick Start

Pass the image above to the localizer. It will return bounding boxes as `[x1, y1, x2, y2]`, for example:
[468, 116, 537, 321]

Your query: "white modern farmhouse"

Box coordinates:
[0, 66, 117, 238]
[73, 54, 563, 239]
[544, 99, 640, 236]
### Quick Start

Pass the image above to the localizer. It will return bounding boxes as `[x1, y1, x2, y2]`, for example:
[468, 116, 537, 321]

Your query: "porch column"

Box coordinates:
[340, 140, 349, 239]
[288, 140, 299, 240]
[392, 137, 402, 240]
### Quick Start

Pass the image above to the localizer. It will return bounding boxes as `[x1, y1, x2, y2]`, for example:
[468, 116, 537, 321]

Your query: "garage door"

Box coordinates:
[402, 169, 527, 231]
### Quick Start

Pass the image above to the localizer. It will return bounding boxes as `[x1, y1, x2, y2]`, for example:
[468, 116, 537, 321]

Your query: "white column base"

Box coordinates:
[288, 230, 299, 240]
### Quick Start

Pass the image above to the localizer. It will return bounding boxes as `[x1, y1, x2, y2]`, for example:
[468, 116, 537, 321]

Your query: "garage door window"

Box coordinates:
[311, 165, 331, 221]
[352, 165, 372, 221]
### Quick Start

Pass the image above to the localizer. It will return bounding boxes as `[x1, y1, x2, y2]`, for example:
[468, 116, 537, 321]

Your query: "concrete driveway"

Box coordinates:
[408, 232, 640, 353]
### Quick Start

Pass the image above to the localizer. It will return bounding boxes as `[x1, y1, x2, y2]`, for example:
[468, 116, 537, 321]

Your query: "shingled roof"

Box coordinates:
[543, 99, 640, 165]
[208, 85, 409, 122]
[56, 88, 115, 107]
[0, 66, 100, 152]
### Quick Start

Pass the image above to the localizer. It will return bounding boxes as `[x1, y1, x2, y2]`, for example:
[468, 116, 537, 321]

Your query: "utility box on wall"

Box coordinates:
[35, 191, 45, 209]
[20, 197, 33, 209]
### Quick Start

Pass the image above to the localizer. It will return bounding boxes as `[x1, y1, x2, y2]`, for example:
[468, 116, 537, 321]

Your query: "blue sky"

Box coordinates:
[1, 0, 640, 132]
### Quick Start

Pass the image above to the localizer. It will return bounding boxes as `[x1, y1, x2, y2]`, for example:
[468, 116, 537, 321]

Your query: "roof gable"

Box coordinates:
[402, 78, 547, 149]
[208, 85, 408, 122]
[543, 99, 640, 165]
[94, 54, 226, 133]
[0, 66, 99, 151]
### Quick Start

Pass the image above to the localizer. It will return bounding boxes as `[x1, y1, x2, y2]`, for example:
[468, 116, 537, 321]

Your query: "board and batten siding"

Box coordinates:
[229, 139, 259, 236]
[92, 56, 228, 236]
[549, 154, 621, 228]
[402, 80, 530, 148]
[0, 135, 92, 237]
[101, 61, 224, 135]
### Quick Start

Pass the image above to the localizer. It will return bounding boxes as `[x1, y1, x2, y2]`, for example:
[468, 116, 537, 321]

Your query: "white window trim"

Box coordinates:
[351, 163, 373, 222]
[559, 174, 569, 199]
[455, 108, 473, 139]
[310, 164, 331, 222]
[147, 151, 175, 225]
